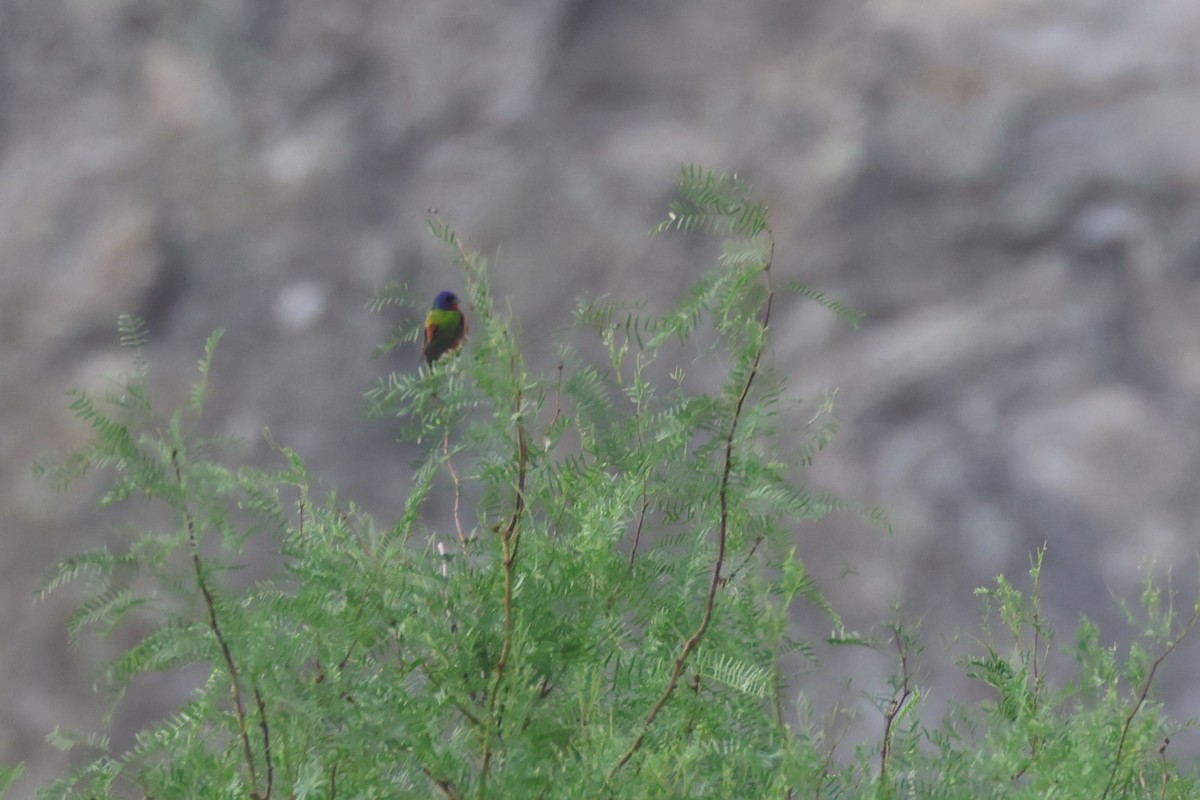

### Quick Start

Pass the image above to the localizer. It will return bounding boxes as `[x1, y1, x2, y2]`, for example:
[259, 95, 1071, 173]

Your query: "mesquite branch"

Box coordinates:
[605, 241, 775, 785]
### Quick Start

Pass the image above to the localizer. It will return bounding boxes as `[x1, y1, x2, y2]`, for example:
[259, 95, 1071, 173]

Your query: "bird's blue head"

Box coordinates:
[432, 291, 459, 311]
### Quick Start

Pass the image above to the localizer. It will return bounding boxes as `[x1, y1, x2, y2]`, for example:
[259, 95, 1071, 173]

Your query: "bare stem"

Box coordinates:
[604, 245, 775, 787]
[879, 621, 914, 782]
[172, 452, 263, 799]
[479, 380, 530, 798]
[1100, 605, 1199, 800]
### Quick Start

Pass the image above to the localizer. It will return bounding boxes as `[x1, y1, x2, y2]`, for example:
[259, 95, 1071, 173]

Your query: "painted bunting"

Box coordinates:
[423, 290, 466, 365]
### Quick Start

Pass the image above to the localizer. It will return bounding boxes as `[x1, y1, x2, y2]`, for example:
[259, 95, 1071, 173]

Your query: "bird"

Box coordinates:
[423, 290, 467, 365]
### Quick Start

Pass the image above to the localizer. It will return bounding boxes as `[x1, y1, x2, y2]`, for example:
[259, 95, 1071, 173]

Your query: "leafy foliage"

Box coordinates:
[16, 168, 1200, 799]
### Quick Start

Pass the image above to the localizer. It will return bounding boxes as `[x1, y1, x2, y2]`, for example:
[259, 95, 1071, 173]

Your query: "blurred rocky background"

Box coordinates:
[4, 0, 1200, 791]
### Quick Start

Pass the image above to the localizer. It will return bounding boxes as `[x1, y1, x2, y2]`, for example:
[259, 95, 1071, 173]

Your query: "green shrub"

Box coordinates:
[20, 166, 1200, 799]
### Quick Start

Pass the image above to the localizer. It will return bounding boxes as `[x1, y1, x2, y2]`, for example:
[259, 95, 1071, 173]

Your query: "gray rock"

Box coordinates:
[6, 0, 1200, 789]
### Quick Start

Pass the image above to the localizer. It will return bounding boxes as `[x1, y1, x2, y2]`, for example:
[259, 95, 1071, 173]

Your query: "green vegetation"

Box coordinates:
[17, 166, 1199, 798]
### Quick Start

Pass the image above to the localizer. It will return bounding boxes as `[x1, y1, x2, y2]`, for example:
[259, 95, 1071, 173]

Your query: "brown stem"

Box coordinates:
[879, 622, 913, 782]
[254, 686, 273, 800]
[604, 246, 775, 787]
[626, 487, 650, 571]
[173, 453, 262, 799]
[812, 703, 849, 799]
[480, 383, 530, 798]
[626, 392, 649, 571]
[1100, 606, 1199, 800]
[424, 766, 462, 800]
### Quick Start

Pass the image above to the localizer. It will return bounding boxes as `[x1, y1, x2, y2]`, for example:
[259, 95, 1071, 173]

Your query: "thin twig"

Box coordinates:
[771, 638, 786, 730]
[424, 766, 462, 800]
[546, 362, 573, 541]
[1013, 556, 1048, 783]
[627, 386, 649, 571]
[172, 452, 262, 799]
[1100, 606, 1199, 800]
[879, 622, 914, 782]
[812, 702, 850, 799]
[443, 432, 468, 551]
[480, 380, 530, 798]
[420, 661, 484, 727]
[626, 487, 650, 571]
[549, 362, 564, 432]
[604, 243, 775, 788]
[722, 533, 766, 587]
[438, 433, 468, 651]
[1156, 737, 1170, 800]
[254, 686, 273, 800]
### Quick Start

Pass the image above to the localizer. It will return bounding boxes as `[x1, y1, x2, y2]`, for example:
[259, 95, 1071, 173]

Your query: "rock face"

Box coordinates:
[5, 0, 1200, 788]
